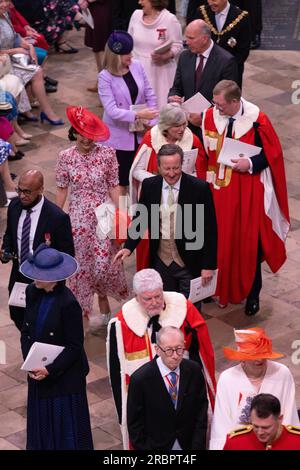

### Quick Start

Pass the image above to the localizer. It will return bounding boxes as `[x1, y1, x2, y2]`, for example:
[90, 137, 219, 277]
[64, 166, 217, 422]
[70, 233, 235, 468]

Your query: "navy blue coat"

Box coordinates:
[21, 283, 89, 398]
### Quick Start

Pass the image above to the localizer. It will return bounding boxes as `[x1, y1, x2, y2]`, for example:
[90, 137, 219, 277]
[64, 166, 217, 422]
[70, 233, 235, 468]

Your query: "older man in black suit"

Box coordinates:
[127, 325, 208, 450]
[168, 19, 238, 131]
[1, 170, 74, 331]
[114, 143, 217, 298]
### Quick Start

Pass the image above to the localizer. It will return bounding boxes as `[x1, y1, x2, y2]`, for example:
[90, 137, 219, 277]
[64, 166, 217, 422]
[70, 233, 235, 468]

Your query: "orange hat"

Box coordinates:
[223, 328, 284, 361]
[66, 106, 110, 142]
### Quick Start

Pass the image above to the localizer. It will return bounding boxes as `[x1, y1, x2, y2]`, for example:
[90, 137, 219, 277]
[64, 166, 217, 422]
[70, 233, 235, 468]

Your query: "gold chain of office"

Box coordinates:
[199, 5, 248, 42]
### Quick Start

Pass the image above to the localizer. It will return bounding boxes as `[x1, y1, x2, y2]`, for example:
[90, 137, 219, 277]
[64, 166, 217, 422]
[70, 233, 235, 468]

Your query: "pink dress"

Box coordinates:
[56, 144, 128, 317]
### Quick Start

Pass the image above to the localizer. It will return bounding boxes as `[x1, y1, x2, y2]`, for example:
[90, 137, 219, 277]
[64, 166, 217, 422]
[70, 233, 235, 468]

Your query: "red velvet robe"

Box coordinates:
[201, 104, 289, 305]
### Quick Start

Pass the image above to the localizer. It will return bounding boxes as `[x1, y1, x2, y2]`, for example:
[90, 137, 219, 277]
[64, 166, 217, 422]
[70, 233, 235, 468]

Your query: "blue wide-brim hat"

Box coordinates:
[107, 30, 133, 55]
[20, 244, 78, 282]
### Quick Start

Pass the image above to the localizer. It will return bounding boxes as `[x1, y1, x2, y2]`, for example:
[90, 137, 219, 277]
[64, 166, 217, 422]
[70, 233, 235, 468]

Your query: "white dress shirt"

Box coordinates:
[215, 1, 230, 32]
[195, 39, 214, 71]
[156, 356, 181, 450]
[17, 196, 45, 260]
[161, 177, 181, 205]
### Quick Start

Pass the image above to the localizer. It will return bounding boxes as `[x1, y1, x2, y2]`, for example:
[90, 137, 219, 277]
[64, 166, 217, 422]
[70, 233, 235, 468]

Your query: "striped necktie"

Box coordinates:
[20, 209, 32, 264]
[168, 371, 178, 407]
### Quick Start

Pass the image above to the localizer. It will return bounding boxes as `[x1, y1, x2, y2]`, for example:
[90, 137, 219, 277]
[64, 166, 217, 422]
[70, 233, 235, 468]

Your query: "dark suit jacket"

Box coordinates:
[168, 44, 238, 103]
[12, 0, 45, 24]
[186, 0, 207, 25]
[127, 358, 208, 450]
[193, 4, 251, 67]
[21, 283, 89, 398]
[124, 173, 217, 277]
[2, 197, 74, 293]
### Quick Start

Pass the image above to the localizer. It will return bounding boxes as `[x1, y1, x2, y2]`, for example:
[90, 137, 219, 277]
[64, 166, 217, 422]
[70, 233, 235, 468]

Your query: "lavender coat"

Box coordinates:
[98, 59, 157, 151]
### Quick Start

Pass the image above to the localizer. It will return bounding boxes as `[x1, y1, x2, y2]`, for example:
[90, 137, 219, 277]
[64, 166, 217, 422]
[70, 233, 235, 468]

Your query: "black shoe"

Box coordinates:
[55, 41, 78, 54]
[202, 296, 213, 304]
[8, 151, 24, 161]
[18, 112, 38, 122]
[10, 173, 17, 180]
[45, 83, 57, 93]
[44, 76, 58, 86]
[245, 297, 260, 316]
[250, 35, 261, 50]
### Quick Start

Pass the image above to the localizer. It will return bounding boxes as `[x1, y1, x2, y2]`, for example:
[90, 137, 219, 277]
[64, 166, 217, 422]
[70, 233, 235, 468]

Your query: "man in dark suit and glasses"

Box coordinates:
[114, 143, 217, 299]
[1, 170, 74, 331]
[127, 325, 208, 450]
[168, 19, 238, 132]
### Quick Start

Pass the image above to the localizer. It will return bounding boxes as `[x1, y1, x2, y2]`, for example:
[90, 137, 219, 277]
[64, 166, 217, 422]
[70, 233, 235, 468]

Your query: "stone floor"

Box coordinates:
[0, 26, 300, 450]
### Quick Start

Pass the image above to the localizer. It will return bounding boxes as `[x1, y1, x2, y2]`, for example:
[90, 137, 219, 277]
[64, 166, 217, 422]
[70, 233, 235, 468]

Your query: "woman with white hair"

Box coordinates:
[129, 102, 207, 269]
[130, 102, 206, 203]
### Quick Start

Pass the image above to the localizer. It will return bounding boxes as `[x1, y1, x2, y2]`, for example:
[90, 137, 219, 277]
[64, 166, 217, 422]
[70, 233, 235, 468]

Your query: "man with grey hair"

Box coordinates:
[107, 268, 215, 449]
[127, 326, 208, 450]
[168, 19, 238, 131]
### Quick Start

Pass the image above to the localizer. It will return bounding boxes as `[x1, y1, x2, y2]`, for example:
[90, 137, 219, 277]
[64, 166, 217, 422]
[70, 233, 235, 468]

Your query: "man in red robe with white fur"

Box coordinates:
[107, 269, 216, 449]
[200, 80, 289, 315]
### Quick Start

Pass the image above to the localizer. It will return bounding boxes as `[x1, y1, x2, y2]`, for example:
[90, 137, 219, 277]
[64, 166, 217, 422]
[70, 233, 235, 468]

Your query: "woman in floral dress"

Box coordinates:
[13, 0, 81, 50]
[55, 106, 128, 329]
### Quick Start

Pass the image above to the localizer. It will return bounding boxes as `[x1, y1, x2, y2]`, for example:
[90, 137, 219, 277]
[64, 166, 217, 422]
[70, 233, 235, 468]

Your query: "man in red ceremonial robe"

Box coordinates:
[107, 269, 216, 449]
[200, 80, 289, 315]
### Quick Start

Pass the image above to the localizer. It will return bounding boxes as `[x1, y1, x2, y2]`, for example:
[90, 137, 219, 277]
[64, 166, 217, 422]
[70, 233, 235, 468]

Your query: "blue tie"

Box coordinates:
[20, 209, 32, 264]
[168, 371, 178, 407]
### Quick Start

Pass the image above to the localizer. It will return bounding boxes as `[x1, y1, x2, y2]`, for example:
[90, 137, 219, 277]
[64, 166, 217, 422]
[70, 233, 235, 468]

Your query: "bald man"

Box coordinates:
[186, 1, 251, 87]
[1, 170, 74, 330]
[168, 19, 238, 132]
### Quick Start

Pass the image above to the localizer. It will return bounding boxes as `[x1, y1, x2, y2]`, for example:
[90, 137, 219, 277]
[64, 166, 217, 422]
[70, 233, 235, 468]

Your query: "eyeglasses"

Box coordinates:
[16, 187, 39, 196]
[157, 345, 185, 357]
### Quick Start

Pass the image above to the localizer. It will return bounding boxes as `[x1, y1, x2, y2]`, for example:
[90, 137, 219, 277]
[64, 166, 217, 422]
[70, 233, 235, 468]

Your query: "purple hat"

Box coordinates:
[20, 244, 78, 282]
[107, 30, 133, 55]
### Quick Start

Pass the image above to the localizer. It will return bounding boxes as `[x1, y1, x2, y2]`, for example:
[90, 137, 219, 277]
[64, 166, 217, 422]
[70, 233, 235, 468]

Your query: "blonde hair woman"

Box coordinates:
[98, 30, 158, 194]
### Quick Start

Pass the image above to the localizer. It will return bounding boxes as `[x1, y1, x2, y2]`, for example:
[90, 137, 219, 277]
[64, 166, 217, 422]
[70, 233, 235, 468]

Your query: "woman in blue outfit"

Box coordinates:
[20, 244, 94, 450]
